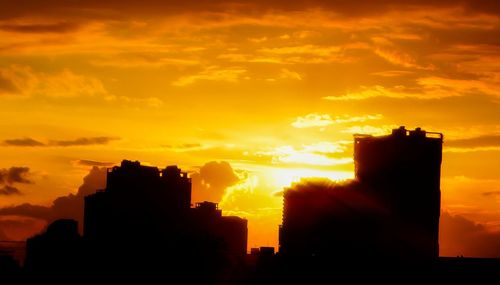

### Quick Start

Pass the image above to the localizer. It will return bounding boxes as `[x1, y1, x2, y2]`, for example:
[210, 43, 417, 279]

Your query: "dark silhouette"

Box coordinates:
[0, 248, 21, 279]
[82, 160, 247, 282]
[15, 128, 500, 283]
[24, 219, 83, 278]
[280, 127, 442, 262]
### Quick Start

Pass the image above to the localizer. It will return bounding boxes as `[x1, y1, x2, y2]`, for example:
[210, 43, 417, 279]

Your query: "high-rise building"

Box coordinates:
[83, 160, 248, 270]
[279, 127, 443, 261]
[354, 126, 443, 259]
[84, 160, 192, 242]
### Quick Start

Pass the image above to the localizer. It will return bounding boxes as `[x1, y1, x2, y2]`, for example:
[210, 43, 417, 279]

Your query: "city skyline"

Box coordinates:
[1, 0, 500, 257]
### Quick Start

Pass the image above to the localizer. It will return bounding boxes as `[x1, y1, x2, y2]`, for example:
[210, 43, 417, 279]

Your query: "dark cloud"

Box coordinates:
[0, 166, 107, 234]
[191, 161, 240, 203]
[0, 167, 31, 184]
[0, 74, 19, 95]
[447, 135, 500, 149]
[0, 185, 21, 195]
[440, 212, 500, 258]
[483, 191, 500, 197]
[0, 203, 52, 220]
[0, 227, 9, 240]
[3, 138, 45, 147]
[0, 21, 79, 33]
[49, 136, 119, 146]
[3, 137, 119, 147]
[76, 159, 115, 167]
[0, 1, 498, 21]
[0, 217, 46, 241]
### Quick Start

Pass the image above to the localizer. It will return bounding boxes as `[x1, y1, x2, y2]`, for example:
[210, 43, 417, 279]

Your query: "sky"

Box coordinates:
[0, 0, 499, 257]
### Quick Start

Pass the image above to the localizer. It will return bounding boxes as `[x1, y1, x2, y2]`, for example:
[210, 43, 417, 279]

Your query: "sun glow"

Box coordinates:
[269, 167, 354, 190]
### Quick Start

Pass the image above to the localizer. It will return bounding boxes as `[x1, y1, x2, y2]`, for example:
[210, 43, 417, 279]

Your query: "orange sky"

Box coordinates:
[0, 1, 500, 257]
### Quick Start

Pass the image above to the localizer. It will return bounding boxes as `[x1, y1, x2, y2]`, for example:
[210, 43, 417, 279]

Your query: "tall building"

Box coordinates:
[354, 126, 443, 259]
[84, 160, 192, 242]
[83, 160, 248, 274]
[279, 127, 443, 261]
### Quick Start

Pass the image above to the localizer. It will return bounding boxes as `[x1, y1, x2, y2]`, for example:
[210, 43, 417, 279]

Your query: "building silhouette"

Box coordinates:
[24, 219, 82, 276]
[354, 126, 442, 260]
[279, 127, 443, 262]
[83, 160, 247, 280]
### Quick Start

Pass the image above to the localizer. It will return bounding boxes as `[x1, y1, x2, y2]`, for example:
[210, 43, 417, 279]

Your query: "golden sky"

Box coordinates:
[0, 1, 500, 256]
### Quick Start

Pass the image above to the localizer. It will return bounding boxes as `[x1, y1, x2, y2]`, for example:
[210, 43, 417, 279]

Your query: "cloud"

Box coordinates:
[49, 136, 119, 147]
[341, 125, 396, 136]
[0, 73, 19, 94]
[0, 166, 107, 234]
[447, 135, 500, 149]
[483, 191, 500, 197]
[279, 68, 302, 80]
[0, 217, 46, 241]
[257, 143, 352, 166]
[0, 203, 52, 220]
[292, 113, 333, 128]
[3, 138, 45, 147]
[374, 47, 432, 70]
[219, 173, 283, 248]
[323, 85, 411, 101]
[292, 113, 382, 128]
[323, 78, 497, 101]
[0, 1, 499, 21]
[257, 44, 345, 64]
[172, 66, 247, 86]
[2, 137, 120, 147]
[259, 45, 341, 56]
[0, 226, 9, 240]
[0, 65, 107, 97]
[0, 185, 21, 195]
[0, 167, 31, 184]
[371, 70, 413, 77]
[0, 21, 79, 33]
[191, 161, 240, 203]
[418, 77, 500, 98]
[161, 143, 209, 152]
[90, 56, 200, 68]
[440, 212, 500, 258]
[75, 160, 115, 167]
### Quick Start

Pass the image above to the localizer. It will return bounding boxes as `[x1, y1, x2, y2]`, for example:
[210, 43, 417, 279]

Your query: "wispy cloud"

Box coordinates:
[172, 66, 247, 86]
[0, 65, 106, 97]
[374, 47, 433, 70]
[50, 137, 119, 146]
[3, 138, 44, 147]
[292, 113, 333, 128]
[0, 21, 80, 34]
[292, 113, 382, 128]
[3, 137, 120, 147]
[257, 142, 351, 166]
[445, 134, 500, 152]
[74, 160, 115, 167]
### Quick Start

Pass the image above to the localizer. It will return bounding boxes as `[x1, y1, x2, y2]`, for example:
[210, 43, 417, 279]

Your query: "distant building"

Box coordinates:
[191, 202, 248, 258]
[24, 219, 82, 275]
[279, 127, 443, 261]
[0, 249, 21, 277]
